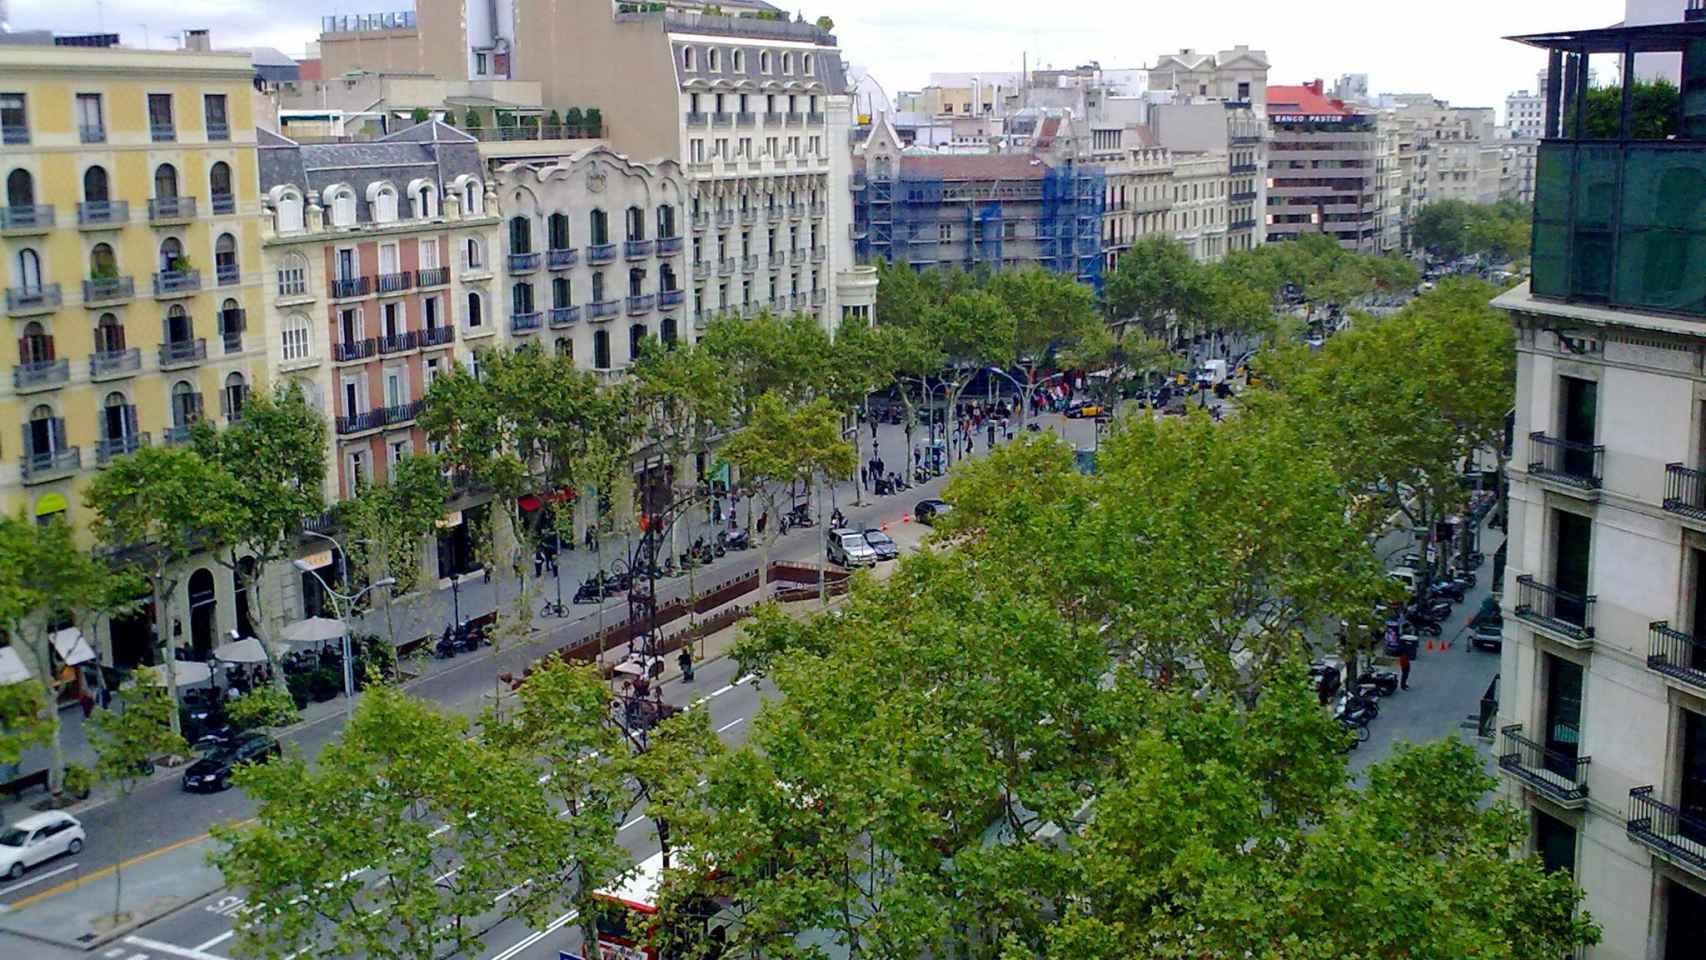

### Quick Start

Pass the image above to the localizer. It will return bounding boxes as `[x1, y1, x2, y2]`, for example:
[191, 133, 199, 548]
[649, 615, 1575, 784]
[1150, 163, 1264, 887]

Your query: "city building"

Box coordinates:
[1097, 130, 1174, 272]
[1494, 11, 1706, 960]
[1167, 152, 1230, 263]
[851, 115, 1105, 288]
[1507, 86, 1545, 140]
[1500, 138, 1539, 205]
[314, 0, 869, 334]
[0, 37, 267, 667]
[1265, 81, 1383, 251]
[1149, 45, 1270, 113]
[1145, 47, 1268, 255]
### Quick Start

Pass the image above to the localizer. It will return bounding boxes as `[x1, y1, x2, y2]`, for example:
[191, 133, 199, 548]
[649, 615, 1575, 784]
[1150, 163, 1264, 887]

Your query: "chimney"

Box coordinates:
[184, 28, 211, 51]
[1306, 78, 1324, 95]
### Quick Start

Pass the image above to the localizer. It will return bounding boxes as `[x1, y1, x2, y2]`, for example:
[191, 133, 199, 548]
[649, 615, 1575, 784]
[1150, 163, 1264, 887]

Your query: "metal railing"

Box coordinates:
[7, 284, 62, 313]
[378, 330, 419, 354]
[691, 212, 709, 230]
[0, 204, 54, 231]
[13, 359, 69, 390]
[658, 289, 684, 309]
[206, 122, 230, 142]
[716, 210, 735, 227]
[90, 348, 141, 378]
[1513, 574, 1595, 642]
[692, 261, 710, 280]
[741, 255, 759, 271]
[657, 236, 683, 255]
[810, 202, 826, 217]
[210, 192, 235, 215]
[1627, 786, 1706, 874]
[416, 266, 450, 287]
[811, 247, 826, 262]
[464, 124, 605, 142]
[686, 112, 707, 127]
[158, 338, 207, 367]
[764, 112, 786, 124]
[1648, 621, 1706, 691]
[508, 252, 542, 273]
[587, 243, 617, 265]
[95, 433, 148, 465]
[626, 294, 655, 315]
[150, 122, 176, 143]
[1498, 724, 1590, 805]
[79, 124, 105, 144]
[84, 276, 134, 303]
[421, 325, 455, 348]
[511, 311, 543, 332]
[216, 264, 241, 286]
[718, 258, 737, 275]
[736, 112, 755, 127]
[807, 112, 825, 125]
[330, 276, 371, 299]
[153, 271, 201, 296]
[78, 200, 128, 227]
[549, 306, 581, 328]
[20, 447, 80, 481]
[1664, 463, 1706, 520]
[786, 112, 804, 125]
[1528, 432, 1603, 489]
[333, 338, 377, 362]
[163, 423, 196, 446]
[586, 299, 620, 320]
[377, 271, 413, 294]
[384, 400, 423, 423]
[148, 196, 196, 221]
[547, 247, 579, 269]
[626, 239, 655, 259]
[711, 112, 733, 127]
[336, 409, 389, 435]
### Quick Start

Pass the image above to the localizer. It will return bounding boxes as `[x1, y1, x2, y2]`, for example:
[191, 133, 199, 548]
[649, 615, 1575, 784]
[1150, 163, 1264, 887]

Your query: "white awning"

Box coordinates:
[0, 647, 32, 685]
[50, 627, 96, 666]
[212, 636, 276, 664]
[142, 660, 214, 686]
[279, 616, 348, 646]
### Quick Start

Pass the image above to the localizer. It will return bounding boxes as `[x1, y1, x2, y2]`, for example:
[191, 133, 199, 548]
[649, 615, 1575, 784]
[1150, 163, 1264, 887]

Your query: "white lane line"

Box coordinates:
[125, 953, 147, 960]
[103, 950, 126, 959]
[121, 936, 231, 960]
[715, 717, 746, 733]
[488, 908, 579, 960]
[0, 861, 78, 895]
[736, 673, 757, 686]
[192, 930, 236, 952]
[619, 815, 647, 832]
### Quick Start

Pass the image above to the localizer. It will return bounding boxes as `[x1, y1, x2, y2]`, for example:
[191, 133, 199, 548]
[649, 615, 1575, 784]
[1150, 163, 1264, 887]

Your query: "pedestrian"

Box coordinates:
[78, 689, 94, 719]
[1398, 651, 1412, 690]
[758, 511, 768, 535]
[678, 647, 694, 682]
[97, 683, 111, 709]
[859, 464, 868, 489]
[987, 423, 996, 448]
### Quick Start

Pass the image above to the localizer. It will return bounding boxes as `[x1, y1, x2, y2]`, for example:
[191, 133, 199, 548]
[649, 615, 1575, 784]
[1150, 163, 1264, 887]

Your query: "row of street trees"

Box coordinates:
[1411, 199, 1532, 264]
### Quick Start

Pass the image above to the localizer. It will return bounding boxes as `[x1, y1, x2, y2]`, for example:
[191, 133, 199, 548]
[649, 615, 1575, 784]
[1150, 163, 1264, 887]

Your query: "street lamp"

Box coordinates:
[985, 366, 1066, 421]
[292, 531, 395, 718]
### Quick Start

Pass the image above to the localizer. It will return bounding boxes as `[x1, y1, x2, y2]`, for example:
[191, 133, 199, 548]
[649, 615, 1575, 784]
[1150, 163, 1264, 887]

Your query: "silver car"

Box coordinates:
[827, 528, 878, 568]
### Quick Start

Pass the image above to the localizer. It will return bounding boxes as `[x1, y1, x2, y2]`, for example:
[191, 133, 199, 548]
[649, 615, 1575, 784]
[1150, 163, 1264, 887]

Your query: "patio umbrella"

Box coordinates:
[143, 660, 213, 686]
[211, 636, 276, 664]
[0, 647, 31, 685]
[279, 616, 348, 647]
[50, 627, 97, 666]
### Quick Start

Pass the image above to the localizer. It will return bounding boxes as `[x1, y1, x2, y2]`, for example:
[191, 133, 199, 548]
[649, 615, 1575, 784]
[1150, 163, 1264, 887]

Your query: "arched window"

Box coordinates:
[103, 391, 134, 442]
[760, 50, 771, 73]
[28, 405, 59, 457]
[733, 50, 745, 72]
[511, 282, 534, 315]
[591, 271, 606, 303]
[219, 297, 243, 348]
[83, 166, 109, 203]
[661, 315, 678, 347]
[6, 168, 33, 207]
[94, 313, 125, 354]
[215, 233, 238, 284]
[223, 371, 248, 421]
[554, 337, 572, 360]
[628, 266, 646, 298]
[277, 251, 308, 296]
[411, 181, 438, 218]
[273, 188, 304, 232]
[781, 52, 792, 74]
[154, 163, 179, 199]
[708, 48, 720, 72]
[16, 248, 42, 289]
[164, 303, 193, 346]
[465, 236, 484, 269]
[327, 187, 357, 227]
[280, 312, 311, 362]
[593, 329, 610, 369]
[803, 54, 814, 75]
[625, 205, 645, 242]
[548, 212, 570, 250]
[90, 242, 117, 278]
[171, 379, 200, 427]
[369, 182, 398, 223]
[682, 46, 695, 71]
[628, 323, 646, 360]
[466, 290, 483, 328]
[209, 161, 232, 204]
[552, 275, 571, 308]
[589, 208, 609, 246]
[19, 321, 52, 364]
[158, 237, 184, 274]
[462, 179, 483, 215]
[509, 215, 533, 254]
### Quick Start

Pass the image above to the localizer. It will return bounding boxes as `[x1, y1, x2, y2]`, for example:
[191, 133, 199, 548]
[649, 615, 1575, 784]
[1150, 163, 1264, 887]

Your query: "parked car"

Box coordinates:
[182, 731, 281, 793]
[914, 498, 952, 526]
[1469, 622, 1504, 653]
[862, 527, 899, 561]
[1063, 402, 1105, 420]
[0, 812, 84, 879]
[826, 528, 878, 568]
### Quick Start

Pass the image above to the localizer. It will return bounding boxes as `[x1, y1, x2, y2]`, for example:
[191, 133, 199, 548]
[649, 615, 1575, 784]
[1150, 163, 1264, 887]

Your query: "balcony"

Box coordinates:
[626, 294, 655, 315]
[1230, 163, 1259, 174]
[163, 423, 197, 446]
[716, 210, 735, 227]
[549, 305, 581, 328]
[741, 254, 759, 271]
[626, 239, 655, 259]
[511, 311, 543, 333]
[79, 124, 105, 144]
[1497, 724, 1589, 808]
[811, 247, 826, 262]
[1230, 218, 1258, 231]
[1230, 190, 1257, 203]
[19, 448, 81, 484]
[330, 276, 371, 299]
[1627, 786, 1706, 880]
[207, 122, 230, 142]
[587, 243, 617, 265]
[658, 288, 684, 309]
[377, 271, 413, 294]
[336, 409, 389, 435]
[158, 338, 207, 368]
[0, 204, 54, 234]
[1513, 574, 1595, 647]
[736, 112, 755, 127]
[808, 112, 826, 125]
[216, 263, 241, 287]
[461, 256, 492, 278]
[384, 400, 423, 424]
[657, 236, 683, 255]
[150, 122, 176, 143]
[95, 433, 148, 466]
[90, 348, 141, 379]
[83, 276, 135, 304]
[1664, 463, 1706, 523]
[210, 192, 235, 216]
[810, 202, 826, 218]
[686, 112, 708, 127]
[765, 112, 785, 125]
[811, 289, 825, 307]
[786, 112, 804, 125]
[790, 249, 807, 265]
[586, 299, 620, 320]
[509, 251, 543, 274]
[787, 203, 804, 219]
[692, 260, 710, 280]
[718, 258, 737, 275]
[77, 201, 129, 228]
[711, 112, 733, 127]
[13, 359, 69, 392]
[421, 325, 455, 348]
[6, 284, 61, 315]
[547, 247, 579, 269]
[692, 212, 709, 231]
[416, 265, 450, 288]
[333, 338, 377, 362]
[1527, 432, 1603, 494]
[378, 330, 419, 354]
[1648, 620, 1706, 693]
[147, 196, 197, 223]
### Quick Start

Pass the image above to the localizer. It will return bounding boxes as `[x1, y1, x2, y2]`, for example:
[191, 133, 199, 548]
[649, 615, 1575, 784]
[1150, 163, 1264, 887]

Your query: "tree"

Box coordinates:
[88, 677, 187, 923]
[1580, 77, 1678, 140]
[0, 514, 126, 792]
[814, 14, 834, 31]
[410, 107, 430, 124]
[84, 446, 243, 733]
[340, 451, 451, 652]
[722, 393, 855, 593]
[464, 109, 481, 129]
[987, 267, 1100, 416]
[1102, 236, 1209, 339]
[822, 319, 905, 505]
[1413, 199, 1531, 263]
[211, 685, 575, 960]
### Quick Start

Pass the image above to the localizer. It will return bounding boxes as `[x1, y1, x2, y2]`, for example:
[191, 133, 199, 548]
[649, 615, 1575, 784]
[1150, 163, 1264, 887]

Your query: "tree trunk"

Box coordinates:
[817, 477, 827, 608]
[850, 417, 865, 507]
[155, 574, 181, 737]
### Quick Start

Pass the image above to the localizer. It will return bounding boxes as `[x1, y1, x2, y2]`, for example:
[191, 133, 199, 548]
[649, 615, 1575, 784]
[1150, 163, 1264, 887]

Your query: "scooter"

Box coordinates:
[723, 528, 751, 551]
[1358, 667, 1400, 697]
[434, 627, 461, 658]
[574, 576, 605, 604]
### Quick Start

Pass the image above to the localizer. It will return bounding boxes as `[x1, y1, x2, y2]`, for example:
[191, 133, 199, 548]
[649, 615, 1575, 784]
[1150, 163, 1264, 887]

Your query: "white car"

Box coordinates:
[0, 811, 85, 879]
[827, 529, 878, 568]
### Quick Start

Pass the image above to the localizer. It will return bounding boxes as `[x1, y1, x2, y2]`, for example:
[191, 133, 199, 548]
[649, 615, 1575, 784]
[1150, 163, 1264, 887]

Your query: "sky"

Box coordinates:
[5, 0, 1642, 120]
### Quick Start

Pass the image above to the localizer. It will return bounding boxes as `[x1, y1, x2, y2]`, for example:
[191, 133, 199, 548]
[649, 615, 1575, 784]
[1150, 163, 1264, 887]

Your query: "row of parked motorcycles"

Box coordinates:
[569, 526, 765, 604]
[433, 618, 491, 659]
[1312, 661, 1401, 748]
[873, 468, 934, 496]
[1395, 549, 1486, 638]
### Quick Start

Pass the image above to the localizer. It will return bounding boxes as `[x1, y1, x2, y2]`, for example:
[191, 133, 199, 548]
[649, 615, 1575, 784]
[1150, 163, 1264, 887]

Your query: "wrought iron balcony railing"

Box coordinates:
[1498, 724, 1590, 806]
[1528, 431, 1603, 490]
[1513, 574, 1595, 643]
[1627, 786, 1706, 877]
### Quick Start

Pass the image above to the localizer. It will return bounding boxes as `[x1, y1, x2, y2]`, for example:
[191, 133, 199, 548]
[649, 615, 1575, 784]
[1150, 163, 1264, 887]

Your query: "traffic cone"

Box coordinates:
[902, 513, 912, 523]
[1426, 638, 1435, 652]
[880, 521, 889, 532]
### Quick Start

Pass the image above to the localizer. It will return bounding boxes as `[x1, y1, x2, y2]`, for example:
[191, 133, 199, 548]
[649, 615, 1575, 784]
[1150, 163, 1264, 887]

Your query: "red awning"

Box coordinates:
[518, 495, 542, 513]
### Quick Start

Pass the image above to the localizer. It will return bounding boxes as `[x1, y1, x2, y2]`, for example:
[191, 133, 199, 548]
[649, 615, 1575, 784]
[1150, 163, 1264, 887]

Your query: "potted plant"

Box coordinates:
[170, 255, 194, 274]
[60, 763, 93, 800]
[584, 108, 603, 135]
[286, 672, 312, 710]
[465, 109, 482, 130]
[566, 107, 584, 136]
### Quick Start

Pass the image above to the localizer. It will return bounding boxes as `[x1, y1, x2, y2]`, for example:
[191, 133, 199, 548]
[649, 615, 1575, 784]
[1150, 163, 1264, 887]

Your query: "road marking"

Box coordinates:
[619, 815, 647, 832]
[11, 830, 212, 909]
[122, 936, 230, 960]
[102, 949, 125, 959]
[0, 861, 78, 896]
[193, 930, 236, 952]
[715, 717, 745, 733]
[488, 908, 579, 960]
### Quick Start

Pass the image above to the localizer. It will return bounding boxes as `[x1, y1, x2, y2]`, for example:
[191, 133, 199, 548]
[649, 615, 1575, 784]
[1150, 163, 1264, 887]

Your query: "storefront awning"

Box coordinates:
[0, 647, 32, 685]
[50, 627, 96, 666]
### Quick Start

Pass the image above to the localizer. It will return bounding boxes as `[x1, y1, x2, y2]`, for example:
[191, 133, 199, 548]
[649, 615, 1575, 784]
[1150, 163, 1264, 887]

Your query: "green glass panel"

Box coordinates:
[1574, 145, 1621, 229]
[1535, 143, 1574, 225]
[1572, 229, 1614, 298]
[1532, 222, 1569, 298]
[1615, 229, 1706, 314]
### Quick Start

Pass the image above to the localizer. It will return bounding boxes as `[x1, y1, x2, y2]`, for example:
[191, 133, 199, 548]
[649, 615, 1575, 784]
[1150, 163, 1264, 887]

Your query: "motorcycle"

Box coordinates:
[434, 627, 461, 658]
[1430, 579, 1467, 603]
[1335, 690, 1380, 726]
[786, 504, 815, 528]
[574, 575, 605, 604]
[723, 528, 751, 551]
[1358, 667, 1400, 697]
[830, 508, 847, 529]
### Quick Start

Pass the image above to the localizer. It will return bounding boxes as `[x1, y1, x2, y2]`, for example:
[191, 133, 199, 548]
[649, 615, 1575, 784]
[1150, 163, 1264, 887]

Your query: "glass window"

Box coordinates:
[147, 93, 173, 137]
[83, 166, 109, 203]
[154, 163, 179, 199]
[281, 313, 311, 362]
[203, 94, 229, 140]
[76, 94, 103, 141]
[0, 92, 27, 143]
[6, 168, 32, 207]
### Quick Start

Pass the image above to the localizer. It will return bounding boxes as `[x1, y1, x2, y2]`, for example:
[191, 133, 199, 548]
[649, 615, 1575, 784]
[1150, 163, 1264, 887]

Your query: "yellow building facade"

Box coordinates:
[1, 44, 266, 538]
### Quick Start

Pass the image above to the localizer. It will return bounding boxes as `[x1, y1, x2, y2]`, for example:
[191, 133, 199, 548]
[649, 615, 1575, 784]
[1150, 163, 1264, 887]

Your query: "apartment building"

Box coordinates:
[315, 0, 871, 334]
[1168, 152, 1229, 263]
[1145, 48, 1270, 255]
[1494, 13, 1706, 960]
[1507, 84, 1545, 140]
[1265, 81, 1382, 252]
[1099, 136, 1174, 273]
[1149, 45, 1271, 114]
[0, 38, 267, 666]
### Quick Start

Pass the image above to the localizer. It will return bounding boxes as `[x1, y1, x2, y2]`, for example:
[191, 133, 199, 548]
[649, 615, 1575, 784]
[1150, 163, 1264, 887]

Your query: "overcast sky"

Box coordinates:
[7, 0, 1636, 119]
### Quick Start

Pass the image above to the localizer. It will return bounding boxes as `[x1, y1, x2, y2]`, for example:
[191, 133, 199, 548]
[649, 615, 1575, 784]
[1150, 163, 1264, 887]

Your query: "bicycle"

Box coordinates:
[539, 599, 571, 619]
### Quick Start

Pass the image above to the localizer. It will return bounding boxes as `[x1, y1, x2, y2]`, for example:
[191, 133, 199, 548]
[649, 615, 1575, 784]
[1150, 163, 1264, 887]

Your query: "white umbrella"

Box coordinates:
[612, 659, 652, 678]
[50, 627, 96, 666]
[279, 616, 348, 647]
[143, 660, 213, 686]
[0, 647, 31, 685]
[212, 636, 275, 664]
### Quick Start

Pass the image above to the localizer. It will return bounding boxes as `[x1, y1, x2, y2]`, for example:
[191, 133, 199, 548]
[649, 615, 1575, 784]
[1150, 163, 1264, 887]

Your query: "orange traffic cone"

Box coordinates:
[880, 520, 889, 532]
[902, 513, 912, 523]
[1426, 638, 1435, 652]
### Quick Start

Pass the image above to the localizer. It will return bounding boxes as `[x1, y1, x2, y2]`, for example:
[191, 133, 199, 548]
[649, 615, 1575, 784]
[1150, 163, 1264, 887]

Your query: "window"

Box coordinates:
[461, 179, 483, 214]
[203, 94, 229, 140]
[370, 183, 398, 223]
[781, 52, 792, 74]
[281, 313, 311, 362]
[590, 209, 609, 246]
[95, 314, 125, 354]
[208, 162, 234, 215]
[760, 51, 771, 73]
[803, 54, 813, 75]
[1, 92, 28, 144]
[273, 253, 307, 297]
[419, 238, 439, 270]
[76, 94, 103, 142]
[82, 166, 109, 205]
[345, 450, 370, 492]
[1541, 652, 1584, 777]
[592, 271, 606, 302]
[102, 391, 135, 442]
[475, 52, 489, 76]
[6, 168, 32, 207]
[629, 323, 647, 360]
[1238, 81, 1251, 100]
[509, 216, 533, 254]
[171, 379, 201, 427]
[414, 182, 438, 218]
[549, 212, 570, 250]
[15, 248, 42, 289]
[147, 93, 174, 140]
[708, 48, 720, 72]
[552, 276, 571, 308]
[273, 188, 304, 232]
[382, 300, 403, 338]
[215, 233, 239, 284]
[554, 337, 572, 360]
[690, 138, 705, 163]
[424, 295, 440, 329]
[733, 50, 745, 72]
[682, 46, 695, 71]
[625, 206, 645, 242]
[327, 187, 356, 227]
[90, 242, 116, 278]
[154, 163, 179, 199]
[466, 291, 484, 328]
[388, 439, 409, 472]
[223, 372, 248, 420]
[19, 321, 51, 364]
[164, 303, 193, 344]
[593, 329, 611, 369]
[511, 282, 534, 316]
[26, 405, 60, 457]
[465, 236, 484, 269]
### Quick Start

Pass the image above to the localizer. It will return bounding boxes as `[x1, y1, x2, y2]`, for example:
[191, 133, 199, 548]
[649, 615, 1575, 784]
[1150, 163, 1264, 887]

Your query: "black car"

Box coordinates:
[182, 732, 281, 792]
[862, 527, 899, 561]
[914, 499, 951, 526]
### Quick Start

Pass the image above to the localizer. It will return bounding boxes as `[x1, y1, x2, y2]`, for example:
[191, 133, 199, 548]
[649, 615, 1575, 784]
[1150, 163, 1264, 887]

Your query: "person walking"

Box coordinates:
[678, 647, 694, 683]
[987, 422, 996, 449]
[1397, 650, 1412, 690]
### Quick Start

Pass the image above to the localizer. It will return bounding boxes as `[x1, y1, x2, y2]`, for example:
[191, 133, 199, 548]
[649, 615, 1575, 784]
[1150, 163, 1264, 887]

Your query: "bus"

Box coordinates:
[591, 851, 732, 960]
